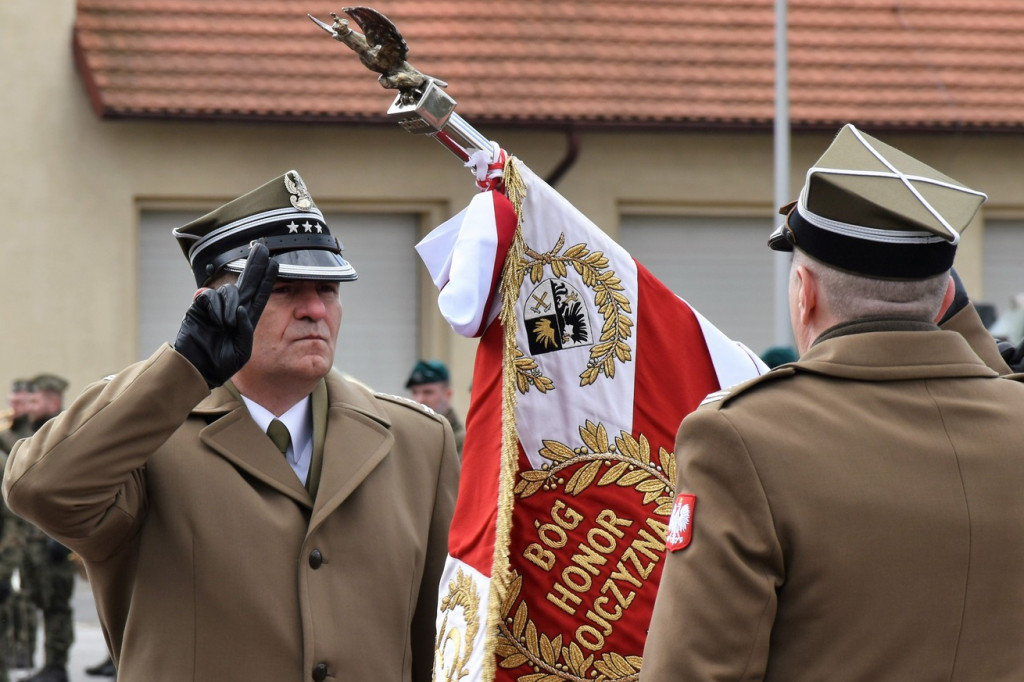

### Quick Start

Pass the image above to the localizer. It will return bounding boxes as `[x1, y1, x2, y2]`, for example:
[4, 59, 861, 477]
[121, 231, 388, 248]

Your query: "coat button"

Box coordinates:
[312, 662, 328, 681]
[309, 549, 323, 569]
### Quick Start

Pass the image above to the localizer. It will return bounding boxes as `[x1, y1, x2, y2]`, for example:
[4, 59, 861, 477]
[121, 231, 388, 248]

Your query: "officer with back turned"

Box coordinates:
[642, 124, 1024, 681]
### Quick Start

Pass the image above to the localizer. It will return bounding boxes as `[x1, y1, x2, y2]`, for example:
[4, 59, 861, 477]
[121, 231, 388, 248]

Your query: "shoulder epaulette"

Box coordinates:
[373, 392, 438, 417]
[699, 365, 798, 409]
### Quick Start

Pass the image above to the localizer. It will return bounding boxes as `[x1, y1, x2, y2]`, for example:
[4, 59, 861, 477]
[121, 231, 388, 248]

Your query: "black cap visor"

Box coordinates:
[224, 248, 357, 282]
[769, 206, 955, 280]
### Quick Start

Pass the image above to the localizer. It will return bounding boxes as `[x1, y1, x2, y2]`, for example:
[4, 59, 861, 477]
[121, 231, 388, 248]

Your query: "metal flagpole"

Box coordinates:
[773, 0, 794, 346]
[308, 10, 497, 165]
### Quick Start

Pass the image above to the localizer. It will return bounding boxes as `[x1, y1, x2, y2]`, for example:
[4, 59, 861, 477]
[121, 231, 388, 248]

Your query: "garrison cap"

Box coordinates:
[10, 379, 32, 393]
[769, 124, 987, 279]
[405, 359, 450, 388]
[173, 170, 358, 287]
[30, 373, 68, 395]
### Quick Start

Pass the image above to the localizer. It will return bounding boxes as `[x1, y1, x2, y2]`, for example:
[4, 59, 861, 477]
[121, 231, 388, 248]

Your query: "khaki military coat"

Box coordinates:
[641, 319, 1024, 681]
[3, 344, 460, 682]
[940, 302, 1012, 374]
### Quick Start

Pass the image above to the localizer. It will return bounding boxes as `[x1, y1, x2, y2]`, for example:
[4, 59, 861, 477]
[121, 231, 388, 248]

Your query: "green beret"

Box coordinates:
[405, 360, 450, 388]
[760, 346, 798, 368]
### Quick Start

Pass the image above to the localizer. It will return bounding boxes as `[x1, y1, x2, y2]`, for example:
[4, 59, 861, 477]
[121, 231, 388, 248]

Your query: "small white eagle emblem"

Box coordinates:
[666, 494, 696, 551]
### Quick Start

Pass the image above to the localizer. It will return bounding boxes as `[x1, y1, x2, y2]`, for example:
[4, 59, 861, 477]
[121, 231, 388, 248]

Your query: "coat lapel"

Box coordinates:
[308, 372, 394, 532]
[193, 387, 313, 508]
[189, 373, 396, 525]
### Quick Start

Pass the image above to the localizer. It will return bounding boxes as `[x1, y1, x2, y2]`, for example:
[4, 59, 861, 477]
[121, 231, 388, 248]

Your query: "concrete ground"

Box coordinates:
[10, 576, 111, 682]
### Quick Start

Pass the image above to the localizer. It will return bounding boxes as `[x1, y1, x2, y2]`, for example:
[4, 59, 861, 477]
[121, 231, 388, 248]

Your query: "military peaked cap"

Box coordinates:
[173, 170, 358, 287]
[769, 124, 987, 279]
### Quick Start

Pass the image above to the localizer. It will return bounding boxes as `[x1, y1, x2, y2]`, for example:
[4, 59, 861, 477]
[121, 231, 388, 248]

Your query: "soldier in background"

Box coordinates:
[0, 380, 34, 454]
[0, 379, 38, 681]
[405, 359, 465, 456]
[16, 375, 75, 682]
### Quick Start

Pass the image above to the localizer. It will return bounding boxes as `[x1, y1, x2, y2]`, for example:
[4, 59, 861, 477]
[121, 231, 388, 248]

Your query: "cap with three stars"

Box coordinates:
[405, 359, 450, 388]
[30, 374, 68, 395]
[173, 170, 358, 287]
[769, 124, 988, 280]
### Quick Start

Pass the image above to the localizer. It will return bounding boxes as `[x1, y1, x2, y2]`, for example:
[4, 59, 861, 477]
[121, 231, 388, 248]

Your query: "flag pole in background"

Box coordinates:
[773, 0, 793, 347]
[311, 10, 768, 681]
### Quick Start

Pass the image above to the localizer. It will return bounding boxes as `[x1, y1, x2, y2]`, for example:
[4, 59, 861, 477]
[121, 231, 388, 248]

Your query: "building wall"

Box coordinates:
[4, 0, 1024, 411]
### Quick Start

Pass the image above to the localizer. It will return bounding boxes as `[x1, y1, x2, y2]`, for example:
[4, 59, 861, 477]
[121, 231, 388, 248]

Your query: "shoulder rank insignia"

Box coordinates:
[700, 365, 798, 408]
[375, 392, 437, 416]
[699, 389, 731, 407]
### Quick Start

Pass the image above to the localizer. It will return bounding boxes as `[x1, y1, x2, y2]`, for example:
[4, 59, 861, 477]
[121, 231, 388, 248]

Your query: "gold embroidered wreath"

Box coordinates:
[514, 421, 675, 515]
[498, 421, 676, 680]
[512, 234, 633, 392]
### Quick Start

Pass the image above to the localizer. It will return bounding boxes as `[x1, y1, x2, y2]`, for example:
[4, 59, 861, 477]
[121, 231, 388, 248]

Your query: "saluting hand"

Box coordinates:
[173, 241, 278, 387]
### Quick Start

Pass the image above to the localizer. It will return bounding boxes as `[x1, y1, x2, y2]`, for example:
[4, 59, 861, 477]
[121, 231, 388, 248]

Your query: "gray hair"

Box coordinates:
[792, 250, 949, 323]
[206, 270, 240, 290]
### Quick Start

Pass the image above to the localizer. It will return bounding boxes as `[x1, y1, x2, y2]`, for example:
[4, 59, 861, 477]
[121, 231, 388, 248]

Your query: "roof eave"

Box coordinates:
[85, 107, 1024, 136]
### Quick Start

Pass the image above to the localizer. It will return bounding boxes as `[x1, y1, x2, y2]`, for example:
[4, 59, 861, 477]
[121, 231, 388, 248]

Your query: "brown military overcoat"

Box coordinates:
[641, 320, 1024, 681]
[3, 344, 459, 682]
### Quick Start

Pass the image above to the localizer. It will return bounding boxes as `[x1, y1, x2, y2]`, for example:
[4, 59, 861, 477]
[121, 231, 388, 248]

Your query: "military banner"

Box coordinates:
[420, 158, 765, 682]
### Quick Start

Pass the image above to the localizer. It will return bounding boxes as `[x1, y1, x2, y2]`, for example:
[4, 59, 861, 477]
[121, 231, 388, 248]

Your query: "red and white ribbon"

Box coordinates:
[466, 141, 508, 192]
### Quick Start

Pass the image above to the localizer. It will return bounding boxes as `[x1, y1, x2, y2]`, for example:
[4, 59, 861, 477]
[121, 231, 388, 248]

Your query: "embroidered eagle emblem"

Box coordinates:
[666, 494, 696, 551]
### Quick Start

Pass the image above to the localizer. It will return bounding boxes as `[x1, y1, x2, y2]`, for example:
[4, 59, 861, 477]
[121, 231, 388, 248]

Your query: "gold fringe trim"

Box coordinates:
[482, 156, 528, 682]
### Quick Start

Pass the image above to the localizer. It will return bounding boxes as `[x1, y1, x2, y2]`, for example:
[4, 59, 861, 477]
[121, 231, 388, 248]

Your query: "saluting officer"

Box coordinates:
[3, 171, 459, 682]
[641, 124, 1024, 680]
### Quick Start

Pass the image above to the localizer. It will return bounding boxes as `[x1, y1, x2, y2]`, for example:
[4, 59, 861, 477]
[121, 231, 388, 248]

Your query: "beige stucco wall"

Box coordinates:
[4, 1, 1024, 412]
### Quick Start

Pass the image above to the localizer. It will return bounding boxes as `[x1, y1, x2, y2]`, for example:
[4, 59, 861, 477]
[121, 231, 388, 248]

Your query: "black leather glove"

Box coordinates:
[173, 242, 278, 387]
[936, 268, 970, 326]
[46, 538, 72, 564]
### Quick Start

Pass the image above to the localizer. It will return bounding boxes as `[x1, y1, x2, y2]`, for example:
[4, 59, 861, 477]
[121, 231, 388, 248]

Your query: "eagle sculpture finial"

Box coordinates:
[309, 7, 447, 104]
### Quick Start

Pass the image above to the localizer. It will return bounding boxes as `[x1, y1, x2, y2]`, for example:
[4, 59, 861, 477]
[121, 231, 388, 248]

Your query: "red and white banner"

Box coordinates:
[419, 159, 765, 681]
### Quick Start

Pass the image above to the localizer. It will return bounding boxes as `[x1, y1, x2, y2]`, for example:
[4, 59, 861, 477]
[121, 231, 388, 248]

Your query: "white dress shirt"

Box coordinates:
[241, 395, 313, 485]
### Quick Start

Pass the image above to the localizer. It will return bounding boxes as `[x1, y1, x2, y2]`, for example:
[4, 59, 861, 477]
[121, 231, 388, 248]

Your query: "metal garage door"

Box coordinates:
[619, 214, 778, 356]
[138, 210, 419, 396]
[982, 218, 1024, 343]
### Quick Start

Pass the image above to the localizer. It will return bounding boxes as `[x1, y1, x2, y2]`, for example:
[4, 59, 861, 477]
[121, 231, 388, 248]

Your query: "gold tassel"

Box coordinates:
[481, 156, 528, 682]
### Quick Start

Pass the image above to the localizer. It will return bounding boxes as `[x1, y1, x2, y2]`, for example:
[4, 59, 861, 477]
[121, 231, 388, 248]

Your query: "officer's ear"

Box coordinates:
[935, 274, 957, 323]
[793, 264, 818, 326]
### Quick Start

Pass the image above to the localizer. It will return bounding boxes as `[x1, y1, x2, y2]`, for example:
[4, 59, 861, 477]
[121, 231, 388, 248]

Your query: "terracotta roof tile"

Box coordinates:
[73, 0, 1024, 131]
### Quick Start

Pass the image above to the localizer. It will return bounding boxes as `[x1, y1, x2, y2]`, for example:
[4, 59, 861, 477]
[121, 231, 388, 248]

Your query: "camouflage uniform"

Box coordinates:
[0, 412, 37, 682]
[16, 375, 76, 682]
[18, 530, 74, 673]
